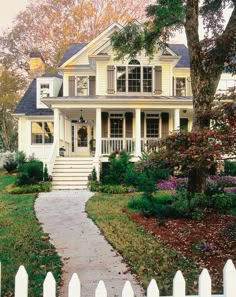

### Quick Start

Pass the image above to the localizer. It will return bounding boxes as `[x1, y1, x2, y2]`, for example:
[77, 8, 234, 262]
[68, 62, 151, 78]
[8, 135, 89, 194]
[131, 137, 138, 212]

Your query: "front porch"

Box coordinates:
[54, 107, 193, 159]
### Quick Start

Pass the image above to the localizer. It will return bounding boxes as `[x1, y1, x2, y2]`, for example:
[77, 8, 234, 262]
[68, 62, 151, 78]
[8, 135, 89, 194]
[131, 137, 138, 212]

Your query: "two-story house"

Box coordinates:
[14, 23, 235, 189]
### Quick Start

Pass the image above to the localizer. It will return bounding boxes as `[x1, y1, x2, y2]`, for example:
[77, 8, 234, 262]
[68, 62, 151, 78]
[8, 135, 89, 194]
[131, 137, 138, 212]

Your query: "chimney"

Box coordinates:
[29, 51, 45, 78]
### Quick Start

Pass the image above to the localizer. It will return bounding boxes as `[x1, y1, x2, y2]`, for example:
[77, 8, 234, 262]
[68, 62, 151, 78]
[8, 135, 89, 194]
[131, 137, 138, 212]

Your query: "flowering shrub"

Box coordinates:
[224, 187, 236, 193]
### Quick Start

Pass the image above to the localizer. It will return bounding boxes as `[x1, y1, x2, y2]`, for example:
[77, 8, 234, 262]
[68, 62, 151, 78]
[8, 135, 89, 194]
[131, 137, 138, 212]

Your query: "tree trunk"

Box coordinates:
[188, 167, 207, 194]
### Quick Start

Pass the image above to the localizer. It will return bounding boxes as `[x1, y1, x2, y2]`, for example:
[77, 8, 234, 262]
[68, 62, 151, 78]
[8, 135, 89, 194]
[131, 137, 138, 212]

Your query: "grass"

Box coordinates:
[0, 172, 62, 297]
[86, 193, 200, 295]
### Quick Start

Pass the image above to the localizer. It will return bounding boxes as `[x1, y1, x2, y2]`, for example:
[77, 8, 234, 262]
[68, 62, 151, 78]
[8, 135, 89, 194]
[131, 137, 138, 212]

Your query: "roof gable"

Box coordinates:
[167, 44, 190, 67]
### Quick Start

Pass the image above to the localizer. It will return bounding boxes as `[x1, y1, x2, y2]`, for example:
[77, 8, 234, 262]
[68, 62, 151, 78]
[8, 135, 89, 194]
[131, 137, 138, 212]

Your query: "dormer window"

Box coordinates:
[40, 84, 50, 98]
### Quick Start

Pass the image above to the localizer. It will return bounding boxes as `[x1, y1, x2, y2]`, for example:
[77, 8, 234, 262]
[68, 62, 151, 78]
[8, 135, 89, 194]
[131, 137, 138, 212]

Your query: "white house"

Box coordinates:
[14, 23, 235, 189]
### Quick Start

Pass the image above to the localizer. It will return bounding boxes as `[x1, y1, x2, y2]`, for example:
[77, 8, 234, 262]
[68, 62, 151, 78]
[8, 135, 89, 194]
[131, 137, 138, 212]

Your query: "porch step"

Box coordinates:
[51, 157, 94, 190]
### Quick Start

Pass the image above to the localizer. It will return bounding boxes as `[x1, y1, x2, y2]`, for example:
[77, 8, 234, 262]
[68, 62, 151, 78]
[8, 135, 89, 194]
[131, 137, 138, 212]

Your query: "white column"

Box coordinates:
[174, 108, 180, 130]
[135, 108, 141, 157]
[95, 108, 101, 158]
[54, 108, 60, 156]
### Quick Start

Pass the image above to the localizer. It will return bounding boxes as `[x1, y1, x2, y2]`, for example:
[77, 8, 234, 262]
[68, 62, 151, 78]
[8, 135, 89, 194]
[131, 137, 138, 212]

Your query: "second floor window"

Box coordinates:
[176, 78, 186, 96]
[77, 76, 88, 95]
[116, 60, 153, 94]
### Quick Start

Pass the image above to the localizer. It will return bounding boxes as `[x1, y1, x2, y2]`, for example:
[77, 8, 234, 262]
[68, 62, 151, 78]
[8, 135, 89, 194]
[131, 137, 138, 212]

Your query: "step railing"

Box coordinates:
[5, 259, 236, 297]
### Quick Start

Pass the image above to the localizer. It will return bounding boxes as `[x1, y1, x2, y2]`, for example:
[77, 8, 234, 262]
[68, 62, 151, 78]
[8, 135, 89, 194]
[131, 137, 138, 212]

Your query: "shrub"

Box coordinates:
[88, 181, 101, 192]
[43, 164, 49, 181]
[210, 193, 233, 212]
[16, 160, 43, 186]
[3, 154, 18, 173]
[224, 161, 236, 176]
[90, 167, 97, 181]
[9, 182, 51, 194]
[16, 151, 27, 168]
[157, 177, 176, 190]
[100, 184, 128, 194]
[102, 151, 132, 185]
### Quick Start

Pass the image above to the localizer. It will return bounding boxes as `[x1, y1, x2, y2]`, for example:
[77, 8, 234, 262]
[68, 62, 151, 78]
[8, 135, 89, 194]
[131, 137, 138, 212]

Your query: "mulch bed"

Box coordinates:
[128, 212, 236, 291]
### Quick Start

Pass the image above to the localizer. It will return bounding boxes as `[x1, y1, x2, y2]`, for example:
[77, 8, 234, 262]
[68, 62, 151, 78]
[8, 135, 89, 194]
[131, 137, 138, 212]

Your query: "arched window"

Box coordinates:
[128, 59, 140, 65]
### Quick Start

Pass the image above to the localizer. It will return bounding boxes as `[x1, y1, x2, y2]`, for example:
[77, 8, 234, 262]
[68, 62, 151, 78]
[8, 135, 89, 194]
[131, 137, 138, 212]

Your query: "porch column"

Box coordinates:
[135, 108, 141, 157]
[95, 108, 102, 158]
[54, 108, 60, 156]
[174, 108, 180, 130]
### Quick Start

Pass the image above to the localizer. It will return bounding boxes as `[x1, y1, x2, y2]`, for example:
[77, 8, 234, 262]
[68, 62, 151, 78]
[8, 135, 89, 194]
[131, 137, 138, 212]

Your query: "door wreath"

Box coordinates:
[78, 126, 87, 140]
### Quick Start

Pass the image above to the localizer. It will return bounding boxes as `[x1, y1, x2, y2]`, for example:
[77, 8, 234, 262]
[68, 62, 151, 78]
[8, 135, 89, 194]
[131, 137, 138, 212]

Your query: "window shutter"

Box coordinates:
[154, 66, 162, 95]
[69, 76, 75, 96]
[141, 112, 145, 138]
[161, 113, 169, 138]
[107, 65, 115, 94]
[172, 77, 175, 96]
[187, 77, 192, 96]
[125, 112, 133, 138]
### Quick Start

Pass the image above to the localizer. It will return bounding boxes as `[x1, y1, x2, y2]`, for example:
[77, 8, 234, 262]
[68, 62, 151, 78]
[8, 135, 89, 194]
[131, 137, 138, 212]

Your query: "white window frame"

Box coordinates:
[76, 76, 89, 96]
[144, 112, 161, 138]
[116, 61, 154, 95]
[174, 77, 187, 96]
[109, 112, 125, 138]
[31, 121, 54, 145]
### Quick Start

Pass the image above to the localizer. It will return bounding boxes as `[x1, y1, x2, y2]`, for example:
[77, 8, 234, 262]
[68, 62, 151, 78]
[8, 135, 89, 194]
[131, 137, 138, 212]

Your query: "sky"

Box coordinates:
[0, 0, 29, 33]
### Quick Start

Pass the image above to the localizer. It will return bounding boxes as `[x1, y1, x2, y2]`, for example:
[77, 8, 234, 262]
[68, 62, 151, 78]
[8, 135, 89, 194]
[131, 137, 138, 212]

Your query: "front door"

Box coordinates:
[72, 124, 91, 156]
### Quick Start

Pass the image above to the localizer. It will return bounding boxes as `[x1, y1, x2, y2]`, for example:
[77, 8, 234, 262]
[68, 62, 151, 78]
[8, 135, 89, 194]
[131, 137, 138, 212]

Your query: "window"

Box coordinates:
[77, 76, 88, 95]
[31, 122, 54, 144]
[40, 84, 50, 98]
[146, 113, 159, 138]
[116, 60, 153, 93]
[176, 78, 186, 96]
[110, 114, 123, 138]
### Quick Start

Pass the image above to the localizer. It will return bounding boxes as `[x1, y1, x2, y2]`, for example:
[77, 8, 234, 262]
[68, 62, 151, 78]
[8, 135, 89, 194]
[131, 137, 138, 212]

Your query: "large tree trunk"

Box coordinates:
[188, 167, 207, 193]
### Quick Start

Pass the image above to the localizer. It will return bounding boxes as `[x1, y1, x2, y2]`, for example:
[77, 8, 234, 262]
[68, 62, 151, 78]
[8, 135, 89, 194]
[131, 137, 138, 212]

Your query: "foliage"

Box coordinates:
[3, 154, 18, 173]
[16, 160, 44, 186]
[9, 182, 52, 194]
[87, 180, 101, 192]
[102, 151, 132, 185]
[86, 193, 200, 295]
[0, 0, 153, 71]
[0, 174, 61, 297]
[224, 161, 236, 176]
[90, 167, 97, 181]
[43, 165, 49, 181]
[0, 70, 26, 151]
[16, 151, 27, 168]
[100, 184, 129, 194]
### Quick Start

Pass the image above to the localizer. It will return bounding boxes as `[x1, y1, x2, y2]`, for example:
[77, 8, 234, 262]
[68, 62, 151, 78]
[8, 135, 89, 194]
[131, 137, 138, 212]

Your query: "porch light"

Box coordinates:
[79, 109, 86, 123]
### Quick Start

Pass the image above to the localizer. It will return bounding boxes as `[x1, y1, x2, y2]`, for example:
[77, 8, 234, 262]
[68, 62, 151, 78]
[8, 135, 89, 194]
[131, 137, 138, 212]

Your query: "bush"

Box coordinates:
[9, 182, 51, 194]
[102, 151, 132, 185]
[16, 160, 43, 186]
[88, 167, 97, 182]
[100, 184, 128, 194]
[3, 154, 18, 173]
[224, 161, 236, 176]
[88, 181, 101, 192]
[210, 193, 233, 212]
[16, 151, 27, 168]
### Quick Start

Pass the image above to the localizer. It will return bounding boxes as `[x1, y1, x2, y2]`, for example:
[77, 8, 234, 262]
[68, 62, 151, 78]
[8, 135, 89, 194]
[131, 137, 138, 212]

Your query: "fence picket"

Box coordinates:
[15, 265, 28, 297]
[68, 273, 80, 297]
[173, 271, 185, 297]
[147, 279, 159, 297]
[223, 259, 236, 297]
[43, 272, 56, 297]
[199, 268, 211, 297]
[95, 280, 107, 297]
[122, 281, 134, 297]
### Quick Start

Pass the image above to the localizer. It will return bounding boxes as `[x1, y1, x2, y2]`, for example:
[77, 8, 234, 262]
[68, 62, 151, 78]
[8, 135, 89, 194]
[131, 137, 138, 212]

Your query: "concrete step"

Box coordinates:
[53, 176, 89, 181]
[52, 185, 87, 190]
[52, 172, 91, 177]
[52, 181, 88, 186]
[53, 164, 93, 169]
[56, 157, 94, 161]
[52, 168, 92, 173]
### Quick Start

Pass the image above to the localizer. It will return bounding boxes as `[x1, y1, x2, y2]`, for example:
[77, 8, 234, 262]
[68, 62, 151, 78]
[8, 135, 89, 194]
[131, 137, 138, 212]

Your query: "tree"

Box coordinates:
[0, 0, 153, 73]
[0, 69, 26, 151]
[111, 0, 236, 192]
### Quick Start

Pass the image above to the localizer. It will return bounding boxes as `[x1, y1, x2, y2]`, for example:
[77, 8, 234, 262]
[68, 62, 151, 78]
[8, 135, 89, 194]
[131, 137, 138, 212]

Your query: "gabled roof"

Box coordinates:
[168, 44, 190, 67]
[59, 43, 88, 67]
[15, 73, 62, 116]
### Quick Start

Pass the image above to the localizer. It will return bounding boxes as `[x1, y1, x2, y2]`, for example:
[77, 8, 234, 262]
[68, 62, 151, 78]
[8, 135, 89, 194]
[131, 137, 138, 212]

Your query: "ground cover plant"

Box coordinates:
[0, 171, 61, 296]
[86, 192, 235, 295]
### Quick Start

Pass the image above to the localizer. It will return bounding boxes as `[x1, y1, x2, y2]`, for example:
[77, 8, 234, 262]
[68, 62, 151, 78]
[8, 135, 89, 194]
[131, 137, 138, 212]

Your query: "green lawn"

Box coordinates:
[86, 193, 200, 295]
[0, 173, 61, 296]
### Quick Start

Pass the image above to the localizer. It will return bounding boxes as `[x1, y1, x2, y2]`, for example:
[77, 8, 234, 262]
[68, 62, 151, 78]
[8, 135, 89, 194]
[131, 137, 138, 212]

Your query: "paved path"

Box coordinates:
[35, 190, 144, 297]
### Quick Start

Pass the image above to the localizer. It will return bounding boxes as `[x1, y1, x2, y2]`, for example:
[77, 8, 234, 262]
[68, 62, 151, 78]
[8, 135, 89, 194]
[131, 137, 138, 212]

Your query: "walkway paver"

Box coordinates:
[35, 190, 144, 297]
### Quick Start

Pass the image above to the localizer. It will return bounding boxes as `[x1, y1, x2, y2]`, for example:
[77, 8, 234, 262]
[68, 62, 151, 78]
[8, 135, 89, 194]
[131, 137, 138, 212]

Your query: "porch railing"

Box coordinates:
[141, 138, 160, 152]
[46, 139, 58, 174]
[101, 138, 135, 155]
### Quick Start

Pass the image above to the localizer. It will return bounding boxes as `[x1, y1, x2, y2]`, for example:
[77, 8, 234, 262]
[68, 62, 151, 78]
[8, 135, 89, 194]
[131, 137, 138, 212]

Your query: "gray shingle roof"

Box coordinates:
[59, 43, 88, 66]
[168, 44, 190, 67]
[15, 74, 63, 115]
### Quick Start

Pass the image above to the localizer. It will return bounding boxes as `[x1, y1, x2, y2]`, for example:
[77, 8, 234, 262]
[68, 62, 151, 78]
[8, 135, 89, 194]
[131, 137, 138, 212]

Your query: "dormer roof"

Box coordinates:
[168, 44, 190, 67]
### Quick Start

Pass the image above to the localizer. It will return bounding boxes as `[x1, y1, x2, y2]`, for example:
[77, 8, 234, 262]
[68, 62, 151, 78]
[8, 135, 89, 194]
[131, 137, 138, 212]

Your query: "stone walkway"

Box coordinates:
[35, 190, 144, 297]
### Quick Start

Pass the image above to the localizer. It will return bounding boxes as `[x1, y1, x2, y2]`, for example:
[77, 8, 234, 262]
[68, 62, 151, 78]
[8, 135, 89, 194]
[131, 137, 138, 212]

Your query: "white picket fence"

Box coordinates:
[1, 259, 236, 297]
